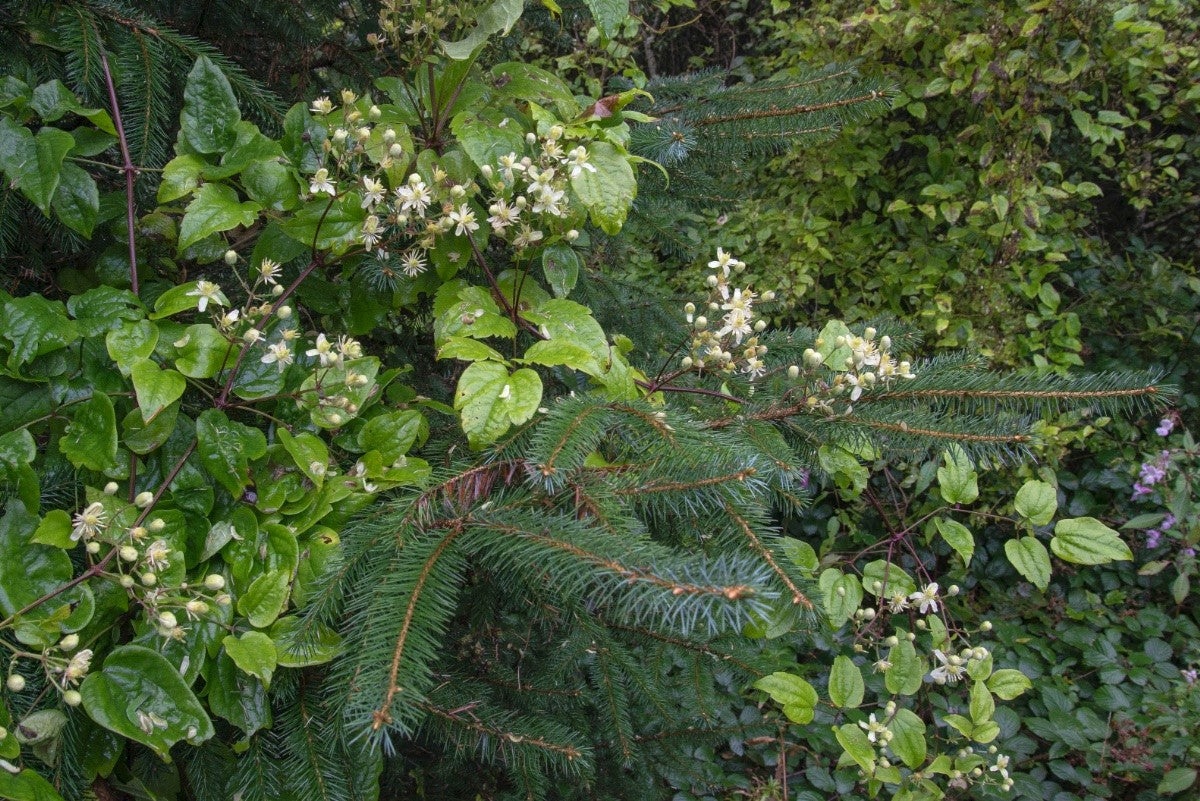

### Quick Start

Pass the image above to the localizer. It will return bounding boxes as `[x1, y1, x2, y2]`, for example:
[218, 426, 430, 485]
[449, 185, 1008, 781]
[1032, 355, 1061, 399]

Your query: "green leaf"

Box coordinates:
[885, 639, 925, 696]
[178, 183, 261, 252]
[59, 392, 118, 471]
[196, 408, 267, 497]
[237, 569, 290, 628]
[986, 669, 1032, 700]
[158, 154, 207, 203]
[281, 195, 365, 254]
[32, 510, 73, 549]
[1015, 480, 1057, 526]
[753, 672, 817, 724]
[934, 518, 974, 566]
[356, 410, 427, 464]
[583, 0, 629, 36]
[434, 285, 519, 344]
[937, 446, 978, 504]
[20, 128, 75, 214]
[454, 361, 543, 446]
[106, 320, 158, 370]
[277, 428, 330, 486]
[1004, 536, 1051, 590]
[570, 141, 636, 234]
[441, 0, 524, 59]
[222, 631, 277, 689]
[889, 709, 926, 769]
[53, 162, 100, 237]
[818, 445, 868, 497]
[821, 570, 862, 628]
[206, 649, 271, 736]
[1051, 517, 1133, 564]
[1158, 768, 1197, 795]
[0, 501, 73, 617]
[942, 713, 974, 738]
[30, 79, 114, 132]
[181, 56, 241, 154]
[834, 723, 875, 772]
[814, 320, 853, 368]
[67, 286, 143, 337]
[241, 159, 300, 211]
[122, 402, 179, 455]
[130, 360, 187, 423]
[542, 243, 581, 297]
[0, 769, 66, 801]
[0, 428, 36, 470]
[828, 655, 865, 708]
[1, 295, 79, 369]
[451, 109, 527, 172]
[80, 645, 214, 759]
[861, 560, 917, 598]
[522, 339, 603, 375]
[437, 336, 508, 363]
[174, 324, 232, 378]
[969, 681, 995, 724]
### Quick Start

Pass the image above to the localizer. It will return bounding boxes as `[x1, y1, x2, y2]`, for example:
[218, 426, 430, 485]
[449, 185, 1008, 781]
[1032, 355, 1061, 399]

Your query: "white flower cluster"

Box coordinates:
[306, 94, 587, 279]
[680, 249, 777, 378]
[800, 326, 916, 415]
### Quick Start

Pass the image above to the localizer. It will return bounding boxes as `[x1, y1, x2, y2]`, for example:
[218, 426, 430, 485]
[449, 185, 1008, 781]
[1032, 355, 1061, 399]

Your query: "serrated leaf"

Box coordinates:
[106, 320, 158, 369]
[441, 0, 524, 59]
[969, 681, 995, 724]
[1051, 517, 1133, 564]
[542, 242, 581, 297]
[67, 286, 143, 337]
[1, 295, 79, 369]
[58, 392, 118, 471]
[885, 639, 925, 696]
[454, 361, 543, 446]
[158, 154, 207, 203]
[1015, 480, 1057, 526]
[356, 410, 427, 463]
[80, 645, 214, 759]
[31, 510, 73, 549]
[196, 408, 267, 496]
[1004, 536, 1051, 590]
[53, 161, 99, 236]
[181, 56, 240, 154]
[828, 655, 865, 708]
[583, 0, 629, 36]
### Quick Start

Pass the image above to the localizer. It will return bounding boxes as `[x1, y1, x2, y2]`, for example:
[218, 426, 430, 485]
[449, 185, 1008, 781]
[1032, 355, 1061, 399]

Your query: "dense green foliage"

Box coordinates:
[0, 2, 1195, 801]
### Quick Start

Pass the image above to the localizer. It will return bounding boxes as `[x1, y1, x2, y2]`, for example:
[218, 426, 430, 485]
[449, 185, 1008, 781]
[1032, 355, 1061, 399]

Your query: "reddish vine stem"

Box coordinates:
[0, 439, 198, 629]
[95, 30, 139, 295]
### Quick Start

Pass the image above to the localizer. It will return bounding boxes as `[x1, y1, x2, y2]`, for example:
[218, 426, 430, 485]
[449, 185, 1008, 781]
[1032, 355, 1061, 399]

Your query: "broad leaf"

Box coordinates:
[196, 409, 267, 497]
[1051, 517, 1133, 564]
[934, 518, 974, 566]
[570, 141, 636, 234]
[59, 392, 118, 471]
[986, 669, 1032, 700]
[130, 360, 187, 423]
[237, 569, 290, 628]
[937, 445, 978, 504]
[1004, 536, 1051, 590]
[828, 655, 864, 708]
[889, 709, 926, 769]
[1015, 479, 1057, 526]
[179, 183, 261, 252]
[441, 0, 523, 59]
[181, 56, 240, 154]
[80, 645, 214, 759]
[222, 631, 277, 688]
[752, 672, 817, 724]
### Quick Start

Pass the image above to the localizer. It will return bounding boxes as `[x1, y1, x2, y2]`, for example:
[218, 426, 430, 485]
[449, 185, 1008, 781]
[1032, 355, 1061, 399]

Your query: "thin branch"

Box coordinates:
[95, 29, 139, 294]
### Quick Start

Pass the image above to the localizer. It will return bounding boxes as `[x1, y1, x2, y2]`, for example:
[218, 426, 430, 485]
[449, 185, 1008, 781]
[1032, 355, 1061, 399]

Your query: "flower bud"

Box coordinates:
[548, 124, 564, 140]
[948, 584, 960, 596]
[243, 328, 262, 343]
[6, 675, 25, 692]
[86, 541, 101, 554]
[525, 132, 537, 145]
[224, 249, 238, 266]
[204, 574, 225, 591]
[271, 284, 285, 296]
[762, 290, 776, 301]
[753, 320, 767, 332]
[695, 316, 707, 329]
[149, 518, 166, 533]
[103, 481, 119, 495]
[186, 600, 208, 616]
[915, 618, 927, 630]
[980, 620, 993, 632]
[134, 491, 154, 508]
[864, 326, 877, 340]
[119, 546, 138, 562]
[277, 305, 292, 319]
[215, 593, 232, 606]
[59, 634, 79, 651]
[0, 726, 7, 740]
[158, 611, 177, 629]
[787, 365, 800, 379]
[63, 690, 82, 707]
[119, 574, 135, 588]
[141, 572, 157, 586]
[680, 356, 694, 369]
[369, 105, 381, 120]
[884, 636, 899, 647]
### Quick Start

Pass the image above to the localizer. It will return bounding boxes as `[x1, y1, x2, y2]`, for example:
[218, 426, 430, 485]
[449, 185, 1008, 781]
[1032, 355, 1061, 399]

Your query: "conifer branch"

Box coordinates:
[723, 504, 812, 609]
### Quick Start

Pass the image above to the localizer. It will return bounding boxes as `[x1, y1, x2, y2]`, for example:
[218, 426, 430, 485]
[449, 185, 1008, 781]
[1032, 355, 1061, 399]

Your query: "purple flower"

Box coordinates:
[1162, 514, 1176, 531]
[1146, 529, 1162, 549]
[1184, 547, 1197, 559]
[1185, 669, 1199, 685]
[1132, 483, 1153, 499]
[1156, 418, 1174, 436]
[1139, 462, 1167, 485]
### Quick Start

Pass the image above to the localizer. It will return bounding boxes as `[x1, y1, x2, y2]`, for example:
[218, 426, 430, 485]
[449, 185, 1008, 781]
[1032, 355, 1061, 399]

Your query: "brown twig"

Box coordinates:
[95, 29, 139, 295]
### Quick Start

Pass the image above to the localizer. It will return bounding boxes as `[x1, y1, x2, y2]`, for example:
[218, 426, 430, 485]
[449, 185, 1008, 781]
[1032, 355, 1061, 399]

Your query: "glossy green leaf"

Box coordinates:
[122, 401, 180, 455]
[1004, 536, 1051, 590]
[441, 0, 523, 59]
[174, 324, 232, 378]
[583, 0, 629, 36]
[1015, 479, 1057, 526]
[106, 320, 158, 370]
[158, 154, 207, 203]
[885, 639, 925, 696]
[180, 55, 240, 154]
[130, 360, 187, 423]
[1158, 768, 1197, 795]
[31, 510, 73, 549]
[1, 295, 79, 369]
[1051, 517, 1133, 564]
[753, 672, 817, 724]
[53, 161, 100, 237]
[821, 569, 862, 628]
[222, 631, 277, 688]
[196, 408, 267, 497]
[66, 286, 143, 337]
[58, 392, 118, 471]
[80, 645, 214, 759]
[969, 681, 995, 724]
[277, 428, 330, 486]
[541, 243, 581, 297]
[0, 769, 66, 801]
[206, 648, 271, 736]
[178, 183, 261, 252]
[0, 501, 73, 617]
[454, 361, 543, 446]
[861, 560, 917, 598]
[356, 410, 427, 464]
[237, 569, 290, 628]
[451, 109, 526, 172]
[828, 655, 865, 708]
